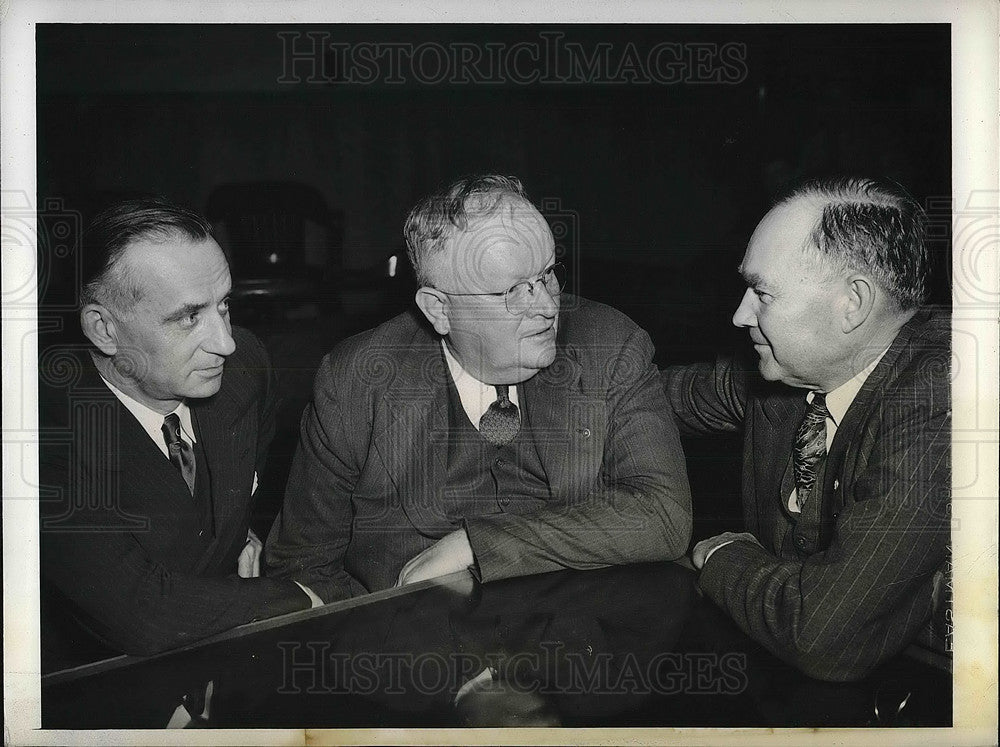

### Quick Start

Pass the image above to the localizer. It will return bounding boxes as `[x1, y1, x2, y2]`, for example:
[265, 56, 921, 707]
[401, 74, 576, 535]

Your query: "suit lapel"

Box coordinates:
[821, 309, 925, 512]
[188, 369, 252, 554]
[523, 340, 588, 500]
[752, 391, 804, 546]
[51, 356, 187, 532]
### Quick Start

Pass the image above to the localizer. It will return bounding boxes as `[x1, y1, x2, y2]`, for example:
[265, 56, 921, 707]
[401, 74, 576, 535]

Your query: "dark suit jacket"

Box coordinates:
[266, 295, 692, 601]
[40, 327, 309, 657]
[663, 308, 951, 681]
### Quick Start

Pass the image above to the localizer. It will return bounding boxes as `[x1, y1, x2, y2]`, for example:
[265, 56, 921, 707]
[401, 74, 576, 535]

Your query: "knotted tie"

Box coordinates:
[793, 392, 830, 511]
[478, 385, 521, 446]
[162, 412, 196, 495]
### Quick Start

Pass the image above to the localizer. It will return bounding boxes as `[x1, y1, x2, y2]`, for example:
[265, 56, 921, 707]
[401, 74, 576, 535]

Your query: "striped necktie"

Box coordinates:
[162, 412, 197, 495]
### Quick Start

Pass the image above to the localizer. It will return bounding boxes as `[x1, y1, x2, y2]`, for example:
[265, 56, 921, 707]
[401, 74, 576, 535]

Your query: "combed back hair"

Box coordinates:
[777, 177, 929, 309]
[81, 197, 213, 313]
[403, 175, 530, 286]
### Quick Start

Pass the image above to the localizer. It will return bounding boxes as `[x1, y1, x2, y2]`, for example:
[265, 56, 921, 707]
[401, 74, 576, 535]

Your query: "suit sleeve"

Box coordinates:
[697, 375, 951, 681]
[660, 357, 748, 436]
[42, 523, 312, 657]
[264, 346, 369, 603]
[40, 332, 310, 657]
[254, 335, 279, 480]
[466, 325, 693, 581]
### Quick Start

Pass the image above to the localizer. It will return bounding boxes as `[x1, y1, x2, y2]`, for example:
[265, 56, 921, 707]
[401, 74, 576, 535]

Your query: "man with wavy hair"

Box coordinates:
[267, 175, 692, 600]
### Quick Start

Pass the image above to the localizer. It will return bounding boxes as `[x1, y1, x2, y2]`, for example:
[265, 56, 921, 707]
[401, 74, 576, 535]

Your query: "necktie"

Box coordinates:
[793, 392, 829, 511]
[162, 412, 197, 495]
[478, 385, 521, 446]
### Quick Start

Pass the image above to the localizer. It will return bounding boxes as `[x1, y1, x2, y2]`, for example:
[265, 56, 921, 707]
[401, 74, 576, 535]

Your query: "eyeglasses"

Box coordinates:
[434, 262, 567, 315]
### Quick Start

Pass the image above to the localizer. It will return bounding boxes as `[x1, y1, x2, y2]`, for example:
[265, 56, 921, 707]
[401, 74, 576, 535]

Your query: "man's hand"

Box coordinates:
[396, 528, 474, 586]
[691, 531, 761, 570]
[237, 528, 262, 578]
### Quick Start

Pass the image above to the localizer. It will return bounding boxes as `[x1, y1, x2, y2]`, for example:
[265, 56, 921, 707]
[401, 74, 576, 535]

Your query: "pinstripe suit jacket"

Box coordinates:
[40, 327, 309, 657]
[663, 307, 950, 681]
[266, 296, 692, 601]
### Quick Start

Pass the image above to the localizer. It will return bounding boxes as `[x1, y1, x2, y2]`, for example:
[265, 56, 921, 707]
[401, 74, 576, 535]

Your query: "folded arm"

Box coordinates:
[661, 357, 748, 436]
[43, 528, 311, 657]
[466, 327, 693, 582]
[698, 399, 951, 681]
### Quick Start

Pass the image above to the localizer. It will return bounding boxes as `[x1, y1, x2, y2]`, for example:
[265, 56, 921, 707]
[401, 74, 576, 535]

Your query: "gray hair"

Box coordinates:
[403, 175, 530, 286]
[778, 177, 930, 309]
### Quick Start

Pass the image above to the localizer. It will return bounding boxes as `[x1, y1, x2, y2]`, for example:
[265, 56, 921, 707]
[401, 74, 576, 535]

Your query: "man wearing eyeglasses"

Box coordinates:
[266, 175, 692, 601]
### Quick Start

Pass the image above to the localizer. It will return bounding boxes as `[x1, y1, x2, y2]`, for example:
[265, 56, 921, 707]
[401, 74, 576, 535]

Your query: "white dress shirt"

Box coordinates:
[704, 347, 890, 565]
[99, 375, 197, 456]
[441, 340, 521, 426]
[99, 374, 318, 606]
[785, 348, 888, 513]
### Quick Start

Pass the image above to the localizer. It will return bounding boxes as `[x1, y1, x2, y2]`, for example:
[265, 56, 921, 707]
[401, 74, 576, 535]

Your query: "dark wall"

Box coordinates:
[34, 22, 953, 546]
[37, 23, 951, 364]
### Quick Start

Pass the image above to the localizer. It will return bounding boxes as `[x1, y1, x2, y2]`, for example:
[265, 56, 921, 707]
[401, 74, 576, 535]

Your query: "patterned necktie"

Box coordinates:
[478, 385, 521, 446]
[162, 412, 196, 495]
[793, 392, 829, 511]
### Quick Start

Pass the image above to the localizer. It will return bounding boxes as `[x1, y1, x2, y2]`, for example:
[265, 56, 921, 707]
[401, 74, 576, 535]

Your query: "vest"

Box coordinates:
[441, 377, 551, 525]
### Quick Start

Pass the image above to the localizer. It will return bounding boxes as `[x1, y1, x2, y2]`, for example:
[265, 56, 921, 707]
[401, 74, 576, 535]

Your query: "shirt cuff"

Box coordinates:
[453, 666, 497, 705]
[293, 581, 324, 608]
[704, 539, 736, 565]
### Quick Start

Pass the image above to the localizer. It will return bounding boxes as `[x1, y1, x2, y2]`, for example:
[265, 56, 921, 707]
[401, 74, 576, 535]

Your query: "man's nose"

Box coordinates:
[206, 312, 237, 357]
[529, 282, 560, 318]
[732, 288, 757, 328]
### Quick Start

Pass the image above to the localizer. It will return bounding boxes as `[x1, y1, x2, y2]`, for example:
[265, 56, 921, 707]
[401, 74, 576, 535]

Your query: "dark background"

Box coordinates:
[35, 23, 952, 542]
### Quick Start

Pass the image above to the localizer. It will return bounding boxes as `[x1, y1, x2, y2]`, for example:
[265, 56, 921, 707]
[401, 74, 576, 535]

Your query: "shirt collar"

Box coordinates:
[440, 340, 520, 426]
[99, 375, 197, 449]
[808, 346, 889, 426]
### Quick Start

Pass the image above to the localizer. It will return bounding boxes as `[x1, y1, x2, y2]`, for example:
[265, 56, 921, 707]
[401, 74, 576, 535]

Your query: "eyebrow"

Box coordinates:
[738, 268, 773, 292]
[162, 301, 209, 323]
[537, 255, 557, 275]
[510, 257, 557, 283]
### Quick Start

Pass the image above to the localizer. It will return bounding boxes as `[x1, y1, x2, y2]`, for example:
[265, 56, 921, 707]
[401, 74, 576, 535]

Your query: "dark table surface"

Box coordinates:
[41, 561, 951, 729]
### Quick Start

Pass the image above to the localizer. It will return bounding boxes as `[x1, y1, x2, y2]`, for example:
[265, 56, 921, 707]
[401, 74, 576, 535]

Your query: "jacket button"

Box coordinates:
[495, 457, 505, 467]
[794, 535, 806, 548]
[579, 428, 591, 438]
[833, 479, 840, 490]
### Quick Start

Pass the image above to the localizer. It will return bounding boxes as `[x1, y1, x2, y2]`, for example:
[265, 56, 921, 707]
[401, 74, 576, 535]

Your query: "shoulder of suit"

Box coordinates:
[231, 325, 267, 364]
[226, 326, 269, 378]
[860, 306, 951, 408]
[326, 309, 428, 357]
[910, 306, 951, 343]
[38, 339, 106, 433]
[218, 326, 270, 401]
[558, 294, 643, 344]
[888, 306, 950, 363]
[315, 308, 434, 384]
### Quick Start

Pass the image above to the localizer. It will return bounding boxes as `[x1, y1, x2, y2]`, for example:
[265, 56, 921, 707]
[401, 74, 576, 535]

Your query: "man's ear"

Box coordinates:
[415, 287, 451, 336]
[842, 274, 876, 333]
[80, 303, 120, 355]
